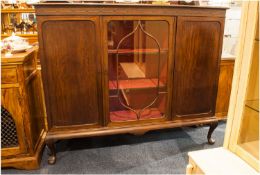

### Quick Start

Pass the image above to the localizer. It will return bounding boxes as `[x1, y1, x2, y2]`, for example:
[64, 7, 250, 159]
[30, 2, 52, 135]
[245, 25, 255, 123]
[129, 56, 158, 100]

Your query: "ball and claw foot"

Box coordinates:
[207, 122, 218, 145]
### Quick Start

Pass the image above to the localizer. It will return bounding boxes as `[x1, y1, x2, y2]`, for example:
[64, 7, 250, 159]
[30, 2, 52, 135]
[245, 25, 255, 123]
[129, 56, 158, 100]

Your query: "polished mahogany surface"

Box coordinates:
[173, 17, 224, 118]
[41, 20, 101, 127]
[35, 3, 226, 164]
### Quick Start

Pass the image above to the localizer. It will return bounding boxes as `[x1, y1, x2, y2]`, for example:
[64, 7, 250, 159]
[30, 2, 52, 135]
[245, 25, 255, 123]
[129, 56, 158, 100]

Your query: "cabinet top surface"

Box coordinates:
[1, 46, 38, 65]
[34, 2, 228, 10]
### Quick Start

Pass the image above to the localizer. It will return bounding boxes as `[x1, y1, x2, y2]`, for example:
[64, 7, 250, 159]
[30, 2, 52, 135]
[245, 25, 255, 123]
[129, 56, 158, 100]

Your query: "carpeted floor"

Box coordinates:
[2, 122, 226, 174]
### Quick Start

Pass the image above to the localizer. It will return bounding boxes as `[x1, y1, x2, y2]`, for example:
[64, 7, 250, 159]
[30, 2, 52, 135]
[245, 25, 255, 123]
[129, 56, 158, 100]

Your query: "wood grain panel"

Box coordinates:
[1, 68, 18, 84]
[173, 17, 224, 118]
[41, 19, 101, 128]
[23, 53, 36, 79]
[216, 59, 235, 119]
[25, 71, 45, 150]
[1, 46, 46, 169]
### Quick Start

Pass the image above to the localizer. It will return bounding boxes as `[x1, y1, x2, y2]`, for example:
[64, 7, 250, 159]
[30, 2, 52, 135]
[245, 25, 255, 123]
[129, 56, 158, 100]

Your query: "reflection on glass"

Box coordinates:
[237, 33, 259, 160]
[108, 20, 169, 122]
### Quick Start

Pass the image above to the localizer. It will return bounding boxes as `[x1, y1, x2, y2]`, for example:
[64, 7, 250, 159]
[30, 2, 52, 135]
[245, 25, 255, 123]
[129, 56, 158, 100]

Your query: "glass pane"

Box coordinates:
[237, 24, 259, 160]
[107, 20, 169, 122]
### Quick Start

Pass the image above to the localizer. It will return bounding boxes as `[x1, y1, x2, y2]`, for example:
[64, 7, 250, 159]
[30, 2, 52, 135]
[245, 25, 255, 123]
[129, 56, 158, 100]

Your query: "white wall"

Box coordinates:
[223, 4, 242, 55]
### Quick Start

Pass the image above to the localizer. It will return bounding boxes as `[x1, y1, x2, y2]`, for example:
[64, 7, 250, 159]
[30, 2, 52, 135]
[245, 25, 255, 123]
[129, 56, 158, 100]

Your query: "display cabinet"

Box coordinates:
[186, 1, 259, 174]
[35, 2, 227, 164]
[1, 47, 46, 169]
[226, 3, 259, 169]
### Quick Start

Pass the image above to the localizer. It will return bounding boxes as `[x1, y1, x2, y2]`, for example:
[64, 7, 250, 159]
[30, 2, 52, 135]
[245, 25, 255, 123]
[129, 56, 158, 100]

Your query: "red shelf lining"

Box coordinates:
[109, 78, 165, 90]
[108, 48, 168, 54]
[110, 108, 163, 122]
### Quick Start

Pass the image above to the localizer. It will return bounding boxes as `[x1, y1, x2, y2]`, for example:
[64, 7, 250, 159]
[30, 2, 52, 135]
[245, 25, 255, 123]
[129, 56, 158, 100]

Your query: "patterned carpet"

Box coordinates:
[2, 122, 226, 174]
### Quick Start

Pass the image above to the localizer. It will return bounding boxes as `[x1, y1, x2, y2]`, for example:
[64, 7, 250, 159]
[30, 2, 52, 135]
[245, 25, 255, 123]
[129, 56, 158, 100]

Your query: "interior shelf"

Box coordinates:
[239, 140, 259, 160]
[109, 78, 165, 90]
[1, 8, 35, 13]
[110, 108, 163, 122]
[120, 62, 145, 78]
[2, 33, 38, 37]
[108, 48, 168, 54]
[245, 99, 259, 112]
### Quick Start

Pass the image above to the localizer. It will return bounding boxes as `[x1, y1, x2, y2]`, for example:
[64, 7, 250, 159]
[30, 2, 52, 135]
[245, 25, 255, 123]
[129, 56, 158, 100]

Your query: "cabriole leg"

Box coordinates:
[46, 141, 56, 165]
[207, 122, 218, 145]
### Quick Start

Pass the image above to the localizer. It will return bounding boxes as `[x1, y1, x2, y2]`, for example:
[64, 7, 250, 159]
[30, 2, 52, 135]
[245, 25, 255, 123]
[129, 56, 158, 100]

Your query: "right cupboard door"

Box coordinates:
[173, 17, 224, 119]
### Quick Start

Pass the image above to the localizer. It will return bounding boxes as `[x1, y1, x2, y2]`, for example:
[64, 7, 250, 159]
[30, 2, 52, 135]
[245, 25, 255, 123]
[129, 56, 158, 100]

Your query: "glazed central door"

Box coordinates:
[104, 17, 174, 123]
[39, 17, 102, 129]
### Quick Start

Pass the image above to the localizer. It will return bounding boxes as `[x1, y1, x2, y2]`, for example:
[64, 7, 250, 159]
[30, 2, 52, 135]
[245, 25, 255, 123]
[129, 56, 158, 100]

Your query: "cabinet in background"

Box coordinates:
[1, 47, 46, 169]
[1, 8, 38, 44]
[216, 56, 235, 119]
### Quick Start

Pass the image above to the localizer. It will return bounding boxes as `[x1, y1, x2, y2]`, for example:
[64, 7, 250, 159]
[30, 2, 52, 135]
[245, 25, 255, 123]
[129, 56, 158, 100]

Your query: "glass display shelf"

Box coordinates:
[108, 48, 168, 54]
[245, 99, 259, 112]
[109, 79, 165, 90]
[238, 99, 259, 160]
[239, 140, 259, 159]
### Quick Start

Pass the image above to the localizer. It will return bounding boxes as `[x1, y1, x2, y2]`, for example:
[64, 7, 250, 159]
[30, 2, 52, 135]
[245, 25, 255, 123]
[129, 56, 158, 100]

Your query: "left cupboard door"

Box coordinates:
[38, 17, 103, 129]
[1, 88, 27, 157]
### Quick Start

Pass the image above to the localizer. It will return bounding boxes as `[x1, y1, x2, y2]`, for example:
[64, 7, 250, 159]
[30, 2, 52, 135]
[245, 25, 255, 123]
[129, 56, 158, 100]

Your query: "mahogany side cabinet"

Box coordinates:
[34, 3, 227, 164]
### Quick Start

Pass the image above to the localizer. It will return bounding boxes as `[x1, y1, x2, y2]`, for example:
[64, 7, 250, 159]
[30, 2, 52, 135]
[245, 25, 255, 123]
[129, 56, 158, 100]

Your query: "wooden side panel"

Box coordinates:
[215, 59, 235, 119]
[173, 17, 224, 118]
[1, 88, 27, 157]
[23, 53, 36, 79]
[25, 71, 45, 150]
[40, 18, 102, 128]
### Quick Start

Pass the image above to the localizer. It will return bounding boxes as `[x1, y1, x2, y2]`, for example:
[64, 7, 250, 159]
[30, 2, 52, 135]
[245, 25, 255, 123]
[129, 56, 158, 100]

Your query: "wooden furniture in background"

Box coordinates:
[1, 47, 46, 170]
[35, 3, 227, 164]
[216, 54, 235, 119]
[186, 1, 259, 174]
[1, 8, 38, 44]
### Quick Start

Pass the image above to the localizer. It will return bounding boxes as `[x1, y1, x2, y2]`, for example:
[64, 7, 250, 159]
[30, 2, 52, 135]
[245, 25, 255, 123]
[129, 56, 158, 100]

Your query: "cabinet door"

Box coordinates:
[104, 17, 174, 123]
[1, 88, 27, 157]
[39, 17, 102, 128]
[173, 17, 224, 119]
